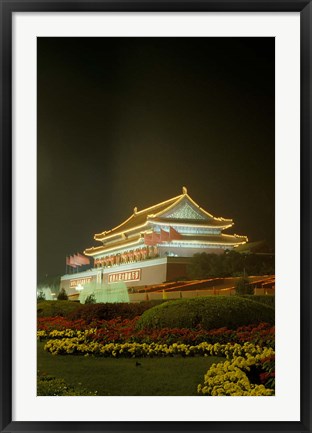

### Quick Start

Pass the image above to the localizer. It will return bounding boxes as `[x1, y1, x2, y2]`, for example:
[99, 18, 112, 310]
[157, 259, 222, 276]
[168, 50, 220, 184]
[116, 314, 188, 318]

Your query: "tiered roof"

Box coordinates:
[84, 188, 247, 256]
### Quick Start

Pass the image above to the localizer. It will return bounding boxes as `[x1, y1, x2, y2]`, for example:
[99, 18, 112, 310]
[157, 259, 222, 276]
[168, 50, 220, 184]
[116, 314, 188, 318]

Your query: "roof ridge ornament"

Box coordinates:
[134, 207, 138, 214]
[182, 186, 187, 194]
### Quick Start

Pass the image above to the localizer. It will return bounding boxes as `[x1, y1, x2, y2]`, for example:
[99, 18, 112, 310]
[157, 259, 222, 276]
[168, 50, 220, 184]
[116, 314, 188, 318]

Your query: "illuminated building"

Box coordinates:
[60, 187, 248, 296]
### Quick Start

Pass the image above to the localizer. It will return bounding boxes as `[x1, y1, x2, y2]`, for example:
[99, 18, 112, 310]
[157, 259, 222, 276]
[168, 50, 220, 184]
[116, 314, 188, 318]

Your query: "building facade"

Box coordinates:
[60, 188, 248, 298]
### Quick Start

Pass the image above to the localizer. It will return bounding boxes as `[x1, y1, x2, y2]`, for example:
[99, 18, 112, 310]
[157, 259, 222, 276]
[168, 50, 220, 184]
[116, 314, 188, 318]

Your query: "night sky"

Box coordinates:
[37, 37, 275, 282]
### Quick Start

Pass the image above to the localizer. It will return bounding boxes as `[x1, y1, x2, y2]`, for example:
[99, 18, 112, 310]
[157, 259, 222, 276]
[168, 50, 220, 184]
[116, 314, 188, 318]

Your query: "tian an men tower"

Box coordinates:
[60, 187, 248, 296]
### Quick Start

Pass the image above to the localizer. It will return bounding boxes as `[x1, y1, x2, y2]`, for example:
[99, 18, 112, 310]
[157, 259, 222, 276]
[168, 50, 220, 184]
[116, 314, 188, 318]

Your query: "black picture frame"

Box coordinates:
[1, 1, 311, 432]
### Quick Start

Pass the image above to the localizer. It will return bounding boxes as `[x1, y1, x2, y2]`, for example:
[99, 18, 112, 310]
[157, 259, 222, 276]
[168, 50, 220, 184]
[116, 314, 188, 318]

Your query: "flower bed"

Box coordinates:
[42, 337, 275, 396]
[38, 317, 274, 348]
[198, 352, 274, 396]
[38, 317, 275, 396]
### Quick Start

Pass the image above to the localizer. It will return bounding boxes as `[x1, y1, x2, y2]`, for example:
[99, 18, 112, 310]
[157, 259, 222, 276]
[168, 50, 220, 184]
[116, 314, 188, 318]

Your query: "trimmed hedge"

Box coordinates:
[37, 301, 81, 318]
[238, 295, 275, 309]
[37, 300, 166, 321]
[67, 301, 165, 322]
[135, 296, 275, 331]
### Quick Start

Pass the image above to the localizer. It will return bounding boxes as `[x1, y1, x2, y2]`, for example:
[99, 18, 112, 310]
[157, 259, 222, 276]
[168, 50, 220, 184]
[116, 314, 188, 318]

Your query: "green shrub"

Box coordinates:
[84, 293, 96, 304]
[188, 251, 275, 279]
[37, 290, 46, 302]
[235, 277, 253, 295]
[57, 288, 68, 300]
[37, 374, 97, 396]
[239, 295, 275, 309]
[135, 296, 275, 331]
[37, 301, 81, 318]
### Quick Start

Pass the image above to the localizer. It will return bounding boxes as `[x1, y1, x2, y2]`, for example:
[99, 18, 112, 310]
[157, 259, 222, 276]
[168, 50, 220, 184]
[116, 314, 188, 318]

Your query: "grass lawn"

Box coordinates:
[38, 342, 224, 396]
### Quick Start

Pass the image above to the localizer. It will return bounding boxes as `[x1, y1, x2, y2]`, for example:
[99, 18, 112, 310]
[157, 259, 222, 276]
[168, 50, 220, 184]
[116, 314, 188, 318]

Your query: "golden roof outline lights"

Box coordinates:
[153, 192, 233, 223]
[87, 188, 246, 251]
[94, 213, 135, 240]
[233, 234, 249, 243]
[169, 239, 246, 246]
[85, 236, 143, 256]
[185, 194, 232, 222]
[148, 219, 233, 229]
[94, 189, 234, 242]
[95, 221, 150, 242]
[135, 194, 182, 216]
[233, 233, 249, 239]
[153, 194, 187, 218]
[94, 194, 183, 241]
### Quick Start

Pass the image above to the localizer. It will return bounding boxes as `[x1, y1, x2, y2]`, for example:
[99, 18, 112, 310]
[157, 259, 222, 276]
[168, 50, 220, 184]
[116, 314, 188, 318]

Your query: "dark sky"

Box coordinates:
[37, 37, 275, 282]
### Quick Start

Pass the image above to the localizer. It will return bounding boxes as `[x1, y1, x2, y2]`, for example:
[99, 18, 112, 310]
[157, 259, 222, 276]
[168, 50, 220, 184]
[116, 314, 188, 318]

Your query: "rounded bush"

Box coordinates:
[135, 296, 275, 331]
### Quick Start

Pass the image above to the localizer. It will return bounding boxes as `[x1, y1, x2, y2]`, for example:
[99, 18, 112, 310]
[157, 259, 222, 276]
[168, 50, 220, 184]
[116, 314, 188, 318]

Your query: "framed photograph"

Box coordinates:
[1, 1, 311, 432]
